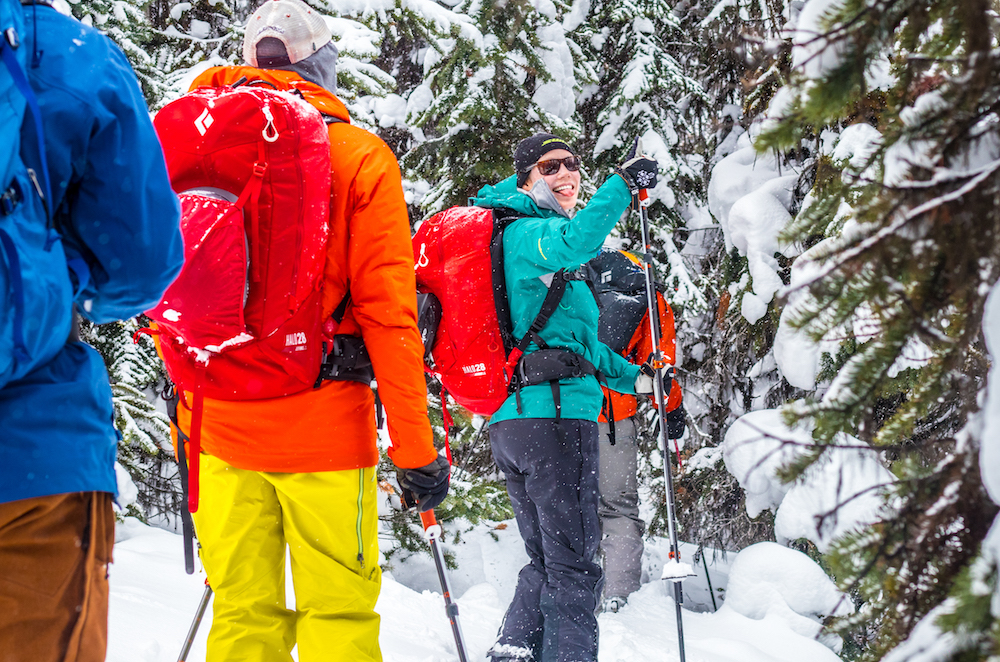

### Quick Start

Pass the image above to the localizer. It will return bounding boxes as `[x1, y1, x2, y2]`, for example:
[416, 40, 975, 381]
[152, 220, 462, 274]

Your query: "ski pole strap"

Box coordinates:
[439, 387, 455, 463]
[170, 390, 197, 575]
[184, 364, 207, 514]
[374, 388, 384, 430]
[599, 374, 616, 446]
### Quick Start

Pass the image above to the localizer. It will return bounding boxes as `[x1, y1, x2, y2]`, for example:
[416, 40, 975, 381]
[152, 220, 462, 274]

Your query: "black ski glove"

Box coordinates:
[397, 455, 450, 512]
[614, 139, 658, 194]
[666, 404, 687, 440]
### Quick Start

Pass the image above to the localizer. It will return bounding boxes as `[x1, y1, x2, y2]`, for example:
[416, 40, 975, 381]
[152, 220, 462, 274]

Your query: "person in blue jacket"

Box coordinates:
[0, 3, 183, 660]
[473, 133, 660, 662]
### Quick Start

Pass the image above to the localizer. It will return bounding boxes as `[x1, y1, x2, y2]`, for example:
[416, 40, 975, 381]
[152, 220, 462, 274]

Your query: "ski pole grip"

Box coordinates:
[421, 510, 443, 540]
[639, 189, 649, 202]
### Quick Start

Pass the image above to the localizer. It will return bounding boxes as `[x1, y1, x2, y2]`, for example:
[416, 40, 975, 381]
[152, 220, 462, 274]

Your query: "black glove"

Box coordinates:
[666, 404, 686, 440]
[616, 138, 658, 192]
[397, 455, 450, 512]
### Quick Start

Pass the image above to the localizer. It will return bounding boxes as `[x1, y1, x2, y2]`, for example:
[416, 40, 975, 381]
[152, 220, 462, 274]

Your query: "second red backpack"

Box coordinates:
[414, 206, 603, 420]
[413, 207, 515, 415]
[148, 84, 332, 400]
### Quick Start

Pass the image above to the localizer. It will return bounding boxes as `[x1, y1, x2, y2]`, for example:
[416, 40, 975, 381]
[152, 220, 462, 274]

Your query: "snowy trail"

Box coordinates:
[108, 518, 840, 662]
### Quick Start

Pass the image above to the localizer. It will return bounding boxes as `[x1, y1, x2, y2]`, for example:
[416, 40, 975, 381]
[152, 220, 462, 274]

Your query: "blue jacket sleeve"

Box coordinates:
[34, 20, 183, 324]
[68, 46, 183, 324]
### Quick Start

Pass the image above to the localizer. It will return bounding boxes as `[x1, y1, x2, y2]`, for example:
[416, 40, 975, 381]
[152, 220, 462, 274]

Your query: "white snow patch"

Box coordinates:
[372, 93, 408, 128]
[881, 601, 962, 662]
[707, 136, 799, 323]
[790, 0, 849, 81]
[724, 542, 851, 651]
[980, 279, 1000, 504]
[189, 19, 210, 40]
[108, 514, 848, 662]
[532, 23, 577, 121]
[203, 332, 254, 354]
[774, 247, 842, 390]
[114, 462, 138, 511]
[723, 408, 895, 551]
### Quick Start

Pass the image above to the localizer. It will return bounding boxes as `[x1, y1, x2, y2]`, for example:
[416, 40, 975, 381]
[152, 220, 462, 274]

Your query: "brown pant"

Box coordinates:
[0, 492, 114, 662]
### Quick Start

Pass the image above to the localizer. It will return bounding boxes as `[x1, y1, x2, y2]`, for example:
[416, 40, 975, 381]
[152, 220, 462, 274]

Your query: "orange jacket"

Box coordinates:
[172, 66, 436, 473]
[599, 291, 683, 423]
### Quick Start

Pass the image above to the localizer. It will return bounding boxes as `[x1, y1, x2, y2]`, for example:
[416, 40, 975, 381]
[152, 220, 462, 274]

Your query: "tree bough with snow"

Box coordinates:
[756, 0, 1000, 658]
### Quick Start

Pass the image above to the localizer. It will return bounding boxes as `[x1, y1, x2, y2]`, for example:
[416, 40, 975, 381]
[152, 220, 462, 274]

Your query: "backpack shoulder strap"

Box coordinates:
[1, 22, 51, 217]
[514, 270, 569, 355]
[489, 206, 526, 355]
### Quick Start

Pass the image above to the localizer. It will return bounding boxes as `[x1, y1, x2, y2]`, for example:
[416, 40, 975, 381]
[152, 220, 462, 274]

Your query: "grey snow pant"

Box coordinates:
[489, 418, 602, 662]
[598, 416, 644, 599]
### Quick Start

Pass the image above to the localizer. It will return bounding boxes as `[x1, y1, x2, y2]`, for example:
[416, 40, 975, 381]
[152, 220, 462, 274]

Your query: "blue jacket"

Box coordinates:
[0, 5, 183, 504]
[471, 175, 641, 423]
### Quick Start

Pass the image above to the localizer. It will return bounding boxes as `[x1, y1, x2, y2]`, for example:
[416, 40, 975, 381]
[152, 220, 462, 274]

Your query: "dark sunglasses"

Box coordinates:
[532, 155, 582, 176]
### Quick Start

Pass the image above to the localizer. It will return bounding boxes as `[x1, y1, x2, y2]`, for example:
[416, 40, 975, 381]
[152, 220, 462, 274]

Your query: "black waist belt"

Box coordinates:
[510, 349, 599, 420]
[315, 334, 375, 387]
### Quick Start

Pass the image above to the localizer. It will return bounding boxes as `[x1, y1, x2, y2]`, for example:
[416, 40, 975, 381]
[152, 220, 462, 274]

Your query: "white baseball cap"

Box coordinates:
[242, 0, 333, 67]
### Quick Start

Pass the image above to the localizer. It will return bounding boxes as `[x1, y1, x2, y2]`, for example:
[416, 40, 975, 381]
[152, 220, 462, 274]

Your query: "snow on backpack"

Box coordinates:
[147, 81, 367, 516]
[1, 5, 81, 389]
[413, 206, 602, 421]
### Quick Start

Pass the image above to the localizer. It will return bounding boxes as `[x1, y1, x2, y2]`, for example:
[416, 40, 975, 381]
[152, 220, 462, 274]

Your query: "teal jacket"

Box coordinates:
[472, 174, 641, 423]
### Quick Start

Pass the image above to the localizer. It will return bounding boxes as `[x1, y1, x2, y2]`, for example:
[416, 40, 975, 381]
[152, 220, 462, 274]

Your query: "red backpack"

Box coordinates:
[146, 83, 333, 513]
[413, 206, 592, 418]
[413, 207, 511, 415]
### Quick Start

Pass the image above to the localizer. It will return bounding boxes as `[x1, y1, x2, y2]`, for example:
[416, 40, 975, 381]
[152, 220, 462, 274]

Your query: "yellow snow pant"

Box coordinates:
[191, 454, 382, 662]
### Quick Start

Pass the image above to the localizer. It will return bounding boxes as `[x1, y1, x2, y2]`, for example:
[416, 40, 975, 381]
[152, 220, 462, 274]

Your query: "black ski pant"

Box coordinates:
[489, 418, 602, 662]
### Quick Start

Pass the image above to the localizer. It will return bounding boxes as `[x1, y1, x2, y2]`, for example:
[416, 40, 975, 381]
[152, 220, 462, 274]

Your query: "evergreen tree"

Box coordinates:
[403, 0, 578, 214]
[334, 0, 476, 159]
[573, 0, 706, 224]
[756, 0, 1000, 657]
[659, 0, 799, 552]
[67, 0, 173, 103]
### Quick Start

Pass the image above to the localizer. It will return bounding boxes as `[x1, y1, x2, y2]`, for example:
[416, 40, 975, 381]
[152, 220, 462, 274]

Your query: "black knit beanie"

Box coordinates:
[514, 133, 576, 188]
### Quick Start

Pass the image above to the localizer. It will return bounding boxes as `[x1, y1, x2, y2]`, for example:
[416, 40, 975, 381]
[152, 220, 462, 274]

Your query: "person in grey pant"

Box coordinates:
[598, 415, 645, 604]
[594, 275, 686, 613]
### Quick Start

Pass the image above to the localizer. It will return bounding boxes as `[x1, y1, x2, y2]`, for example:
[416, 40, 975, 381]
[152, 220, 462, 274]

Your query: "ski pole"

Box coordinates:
[420, 509, 470, 662]
[177, 581, 213, 662]
[633, 140, 689, 662]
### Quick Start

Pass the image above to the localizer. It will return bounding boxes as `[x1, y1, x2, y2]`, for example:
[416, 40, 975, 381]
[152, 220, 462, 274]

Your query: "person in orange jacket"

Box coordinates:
[169, 2, 447, 659]
[597, 273, 685, 614]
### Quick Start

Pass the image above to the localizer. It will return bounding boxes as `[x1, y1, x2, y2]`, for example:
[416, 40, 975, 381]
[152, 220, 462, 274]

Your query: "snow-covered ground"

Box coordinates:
[109, 514, 845, 662]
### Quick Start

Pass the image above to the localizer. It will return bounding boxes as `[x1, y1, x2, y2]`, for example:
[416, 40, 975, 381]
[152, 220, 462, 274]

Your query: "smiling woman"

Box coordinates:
[513, 133, 582, 212]
[468, 133, 659, 662]
[522, 150, 580, 210]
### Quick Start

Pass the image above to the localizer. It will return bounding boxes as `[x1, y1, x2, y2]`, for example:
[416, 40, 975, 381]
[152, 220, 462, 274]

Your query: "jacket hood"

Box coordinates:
[190, 66, 351, 124]
[270, 41, 339, 93]
[472, 175, 566, 218]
